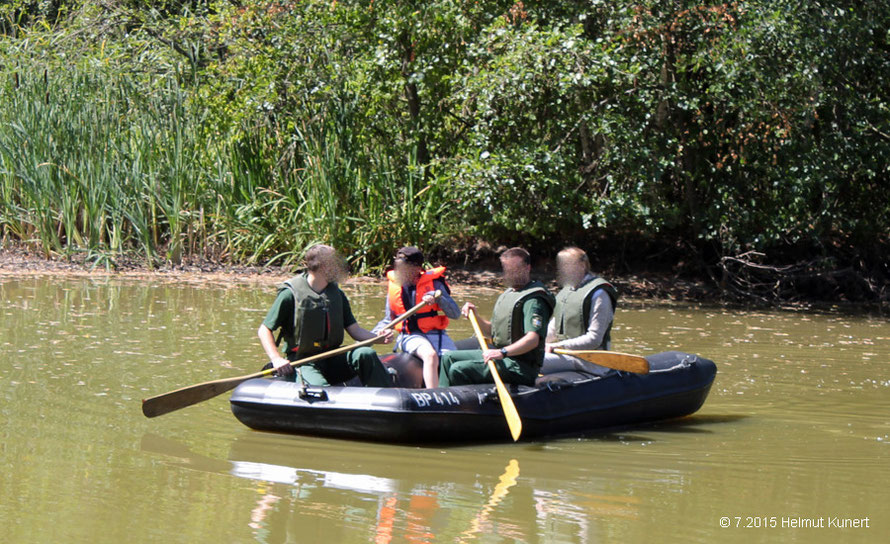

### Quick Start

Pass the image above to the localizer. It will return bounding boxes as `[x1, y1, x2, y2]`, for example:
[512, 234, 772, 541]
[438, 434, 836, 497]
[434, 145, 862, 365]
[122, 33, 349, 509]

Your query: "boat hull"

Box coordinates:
[230, 351, 716, 443]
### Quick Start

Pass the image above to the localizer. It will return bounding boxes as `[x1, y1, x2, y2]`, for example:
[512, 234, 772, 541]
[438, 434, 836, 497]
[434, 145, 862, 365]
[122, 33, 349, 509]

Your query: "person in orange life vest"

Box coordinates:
[372, 246, 460, 388]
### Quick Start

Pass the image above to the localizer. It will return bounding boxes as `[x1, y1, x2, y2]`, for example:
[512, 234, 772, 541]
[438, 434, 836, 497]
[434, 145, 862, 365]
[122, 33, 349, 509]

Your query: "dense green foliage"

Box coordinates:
[0, 1, 887, 299]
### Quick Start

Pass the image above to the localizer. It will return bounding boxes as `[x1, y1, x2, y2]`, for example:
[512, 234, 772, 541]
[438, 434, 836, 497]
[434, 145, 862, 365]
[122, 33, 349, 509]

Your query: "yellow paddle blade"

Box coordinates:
[489, 360, 523, 441]
[468, 309, 522, 441]
[553, 349, 649, 374]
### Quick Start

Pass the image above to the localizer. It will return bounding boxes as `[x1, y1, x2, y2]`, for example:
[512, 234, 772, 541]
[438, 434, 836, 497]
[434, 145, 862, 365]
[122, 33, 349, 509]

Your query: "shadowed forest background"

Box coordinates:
[0, 1, 887, 303]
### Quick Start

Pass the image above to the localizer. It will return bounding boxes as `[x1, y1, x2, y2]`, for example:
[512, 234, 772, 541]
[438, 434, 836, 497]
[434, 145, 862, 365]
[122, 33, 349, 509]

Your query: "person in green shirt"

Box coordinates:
[257, 244, 393, 387]
[438, 247, 555, 387]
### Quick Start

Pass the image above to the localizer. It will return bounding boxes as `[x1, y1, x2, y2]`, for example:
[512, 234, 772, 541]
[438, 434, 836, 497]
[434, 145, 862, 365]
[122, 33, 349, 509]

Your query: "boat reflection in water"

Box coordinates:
[230, 456, 522, 543]
[227, 433, 451, 543]
[231, 460, 398, 494]
[142, 432, 639, 543]
[231, 459, 430, 542]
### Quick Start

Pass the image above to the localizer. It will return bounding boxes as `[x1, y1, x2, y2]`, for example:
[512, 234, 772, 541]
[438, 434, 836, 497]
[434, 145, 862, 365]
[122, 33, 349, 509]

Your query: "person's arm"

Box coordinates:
[371, 296, 394, 334]
[551, 290, 613, 351]
[258, 290, 294, 375]
[346, 322, 393, 344]
[427, 279, 460, 319]
[343, 292, 393, 344]
[484, 331, 541, 362]
[258, 324, 287, 365]
[483, 297, 549, 362]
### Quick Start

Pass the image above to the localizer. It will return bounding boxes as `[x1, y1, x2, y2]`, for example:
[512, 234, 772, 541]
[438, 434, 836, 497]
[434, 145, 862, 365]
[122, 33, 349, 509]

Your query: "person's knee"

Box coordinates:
[450, 360, 473, 376]
[352, 347, 379, 362]
[351, 347, 384, 371]
[353, 346, 376, 357]
[417, 345, 439, 365]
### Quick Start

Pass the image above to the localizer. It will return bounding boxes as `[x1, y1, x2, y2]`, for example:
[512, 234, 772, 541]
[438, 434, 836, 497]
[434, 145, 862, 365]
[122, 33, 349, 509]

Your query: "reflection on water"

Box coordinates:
[459, 459, 520, 542]
[141, 430, 622, 544]
[232, 460, 398, 494]
[231, 458, 440, 543]
[223, 433, 525, 543]
[2, 276, 889, 543]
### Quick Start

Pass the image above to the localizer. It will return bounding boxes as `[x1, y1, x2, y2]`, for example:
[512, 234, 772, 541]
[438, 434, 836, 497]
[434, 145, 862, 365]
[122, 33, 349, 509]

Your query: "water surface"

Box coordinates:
[1, 276, 887, 543]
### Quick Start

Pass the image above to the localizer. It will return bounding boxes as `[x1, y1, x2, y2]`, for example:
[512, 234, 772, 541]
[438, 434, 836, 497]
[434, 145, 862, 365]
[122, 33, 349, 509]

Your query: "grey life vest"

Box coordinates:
[553, 276, 618, 350]
[491, 280, 555, 364]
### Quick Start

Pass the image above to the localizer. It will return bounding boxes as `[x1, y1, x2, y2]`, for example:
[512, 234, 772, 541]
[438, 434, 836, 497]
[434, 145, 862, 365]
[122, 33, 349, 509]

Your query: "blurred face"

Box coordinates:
[393, 260, 422, 286]
[501, 255, 530, 289]
[557, 254, 587, 288]
[317, 249, 348, 284]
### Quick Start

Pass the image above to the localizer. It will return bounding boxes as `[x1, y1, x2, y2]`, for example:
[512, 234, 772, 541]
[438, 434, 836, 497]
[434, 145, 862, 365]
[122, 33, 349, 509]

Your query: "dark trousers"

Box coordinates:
[297, 347, 391, 387]
[438, 349, 539, 387]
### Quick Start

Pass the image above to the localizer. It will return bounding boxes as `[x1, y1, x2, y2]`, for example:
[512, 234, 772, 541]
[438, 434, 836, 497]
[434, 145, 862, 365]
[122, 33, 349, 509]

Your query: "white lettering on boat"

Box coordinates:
[411, 391, 461, 408]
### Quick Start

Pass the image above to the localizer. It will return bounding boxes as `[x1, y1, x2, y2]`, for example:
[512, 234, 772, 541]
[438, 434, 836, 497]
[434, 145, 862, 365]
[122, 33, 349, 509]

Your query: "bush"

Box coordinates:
[0, 1, 887, 300]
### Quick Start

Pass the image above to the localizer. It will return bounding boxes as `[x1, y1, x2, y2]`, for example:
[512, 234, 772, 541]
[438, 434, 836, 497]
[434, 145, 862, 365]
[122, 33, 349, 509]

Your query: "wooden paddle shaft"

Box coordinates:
[142, 290, 442, 418]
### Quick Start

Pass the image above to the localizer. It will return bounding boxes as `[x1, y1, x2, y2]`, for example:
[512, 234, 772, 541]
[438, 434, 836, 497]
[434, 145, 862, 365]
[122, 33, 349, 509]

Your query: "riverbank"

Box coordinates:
[5, 246, 885, 314]
[0, 246, 715, 298]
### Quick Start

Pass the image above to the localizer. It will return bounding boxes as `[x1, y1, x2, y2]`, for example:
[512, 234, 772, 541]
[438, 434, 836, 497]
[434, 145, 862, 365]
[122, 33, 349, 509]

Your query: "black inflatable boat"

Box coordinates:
[229, 350, 717, 443]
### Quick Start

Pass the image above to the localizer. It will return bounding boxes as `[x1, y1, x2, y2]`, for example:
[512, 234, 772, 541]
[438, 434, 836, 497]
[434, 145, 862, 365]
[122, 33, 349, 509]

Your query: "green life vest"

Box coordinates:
[279, 274, 345, 359]
[491, 280, 555, 364]
[553, 276, 618, 349]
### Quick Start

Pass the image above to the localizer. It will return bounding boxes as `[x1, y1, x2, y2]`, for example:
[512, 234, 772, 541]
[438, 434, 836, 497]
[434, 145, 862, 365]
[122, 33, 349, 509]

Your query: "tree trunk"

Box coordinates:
[400, 31, 430, 166]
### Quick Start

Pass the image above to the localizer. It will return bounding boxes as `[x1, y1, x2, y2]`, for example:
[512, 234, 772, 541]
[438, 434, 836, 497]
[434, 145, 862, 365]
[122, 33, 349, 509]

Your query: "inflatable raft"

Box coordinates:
[229, 350, 717, 443]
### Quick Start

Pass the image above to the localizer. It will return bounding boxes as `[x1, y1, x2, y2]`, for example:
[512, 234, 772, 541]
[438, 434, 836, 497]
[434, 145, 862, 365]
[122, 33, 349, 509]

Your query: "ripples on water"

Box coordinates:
[1, 277, 888, 543]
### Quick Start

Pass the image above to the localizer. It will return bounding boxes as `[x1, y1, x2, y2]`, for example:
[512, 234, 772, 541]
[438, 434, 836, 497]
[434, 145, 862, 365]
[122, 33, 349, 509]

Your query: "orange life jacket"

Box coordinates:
[386, 266, 450, 333]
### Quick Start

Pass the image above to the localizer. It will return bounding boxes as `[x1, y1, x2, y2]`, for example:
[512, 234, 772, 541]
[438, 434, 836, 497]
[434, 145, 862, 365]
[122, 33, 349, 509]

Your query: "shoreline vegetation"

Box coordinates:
[2, 247, 885, 314]
[1, 2, 887, 307]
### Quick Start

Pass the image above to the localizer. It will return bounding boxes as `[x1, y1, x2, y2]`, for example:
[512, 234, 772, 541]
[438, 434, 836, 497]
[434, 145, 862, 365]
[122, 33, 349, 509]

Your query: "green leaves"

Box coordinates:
[0, 0, 887, 279]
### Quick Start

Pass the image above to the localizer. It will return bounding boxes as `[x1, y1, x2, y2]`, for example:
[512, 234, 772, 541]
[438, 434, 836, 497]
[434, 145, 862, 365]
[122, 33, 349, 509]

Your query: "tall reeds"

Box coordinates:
[216, 92, 448, 270]
[0, 63, 448, 271]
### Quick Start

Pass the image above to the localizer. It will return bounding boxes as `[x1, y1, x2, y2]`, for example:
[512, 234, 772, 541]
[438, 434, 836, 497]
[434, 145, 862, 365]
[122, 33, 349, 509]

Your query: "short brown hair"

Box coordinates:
[303, 244, 336, 272]
[500, 247, 531, 265]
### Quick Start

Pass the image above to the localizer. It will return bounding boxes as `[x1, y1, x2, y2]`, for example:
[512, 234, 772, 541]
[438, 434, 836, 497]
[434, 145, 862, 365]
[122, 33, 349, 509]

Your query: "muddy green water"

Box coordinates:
[1, 276, 887, 544]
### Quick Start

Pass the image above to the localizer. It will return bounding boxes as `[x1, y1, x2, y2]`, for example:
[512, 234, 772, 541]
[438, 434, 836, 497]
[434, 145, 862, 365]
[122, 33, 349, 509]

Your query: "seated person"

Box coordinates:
[439, 247, 554, 387]
[543, 246, 618, 376]
[258, 244, 393, 387]
[373, 246, 460, 388]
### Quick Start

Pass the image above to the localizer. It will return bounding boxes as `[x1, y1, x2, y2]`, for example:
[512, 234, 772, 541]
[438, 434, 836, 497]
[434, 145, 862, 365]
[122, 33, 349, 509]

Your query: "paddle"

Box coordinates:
[553, 349, 649, 374]
[460, 459, 520, 541]
[467, 308, 523, 442]
[142, 290, 442, 418]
